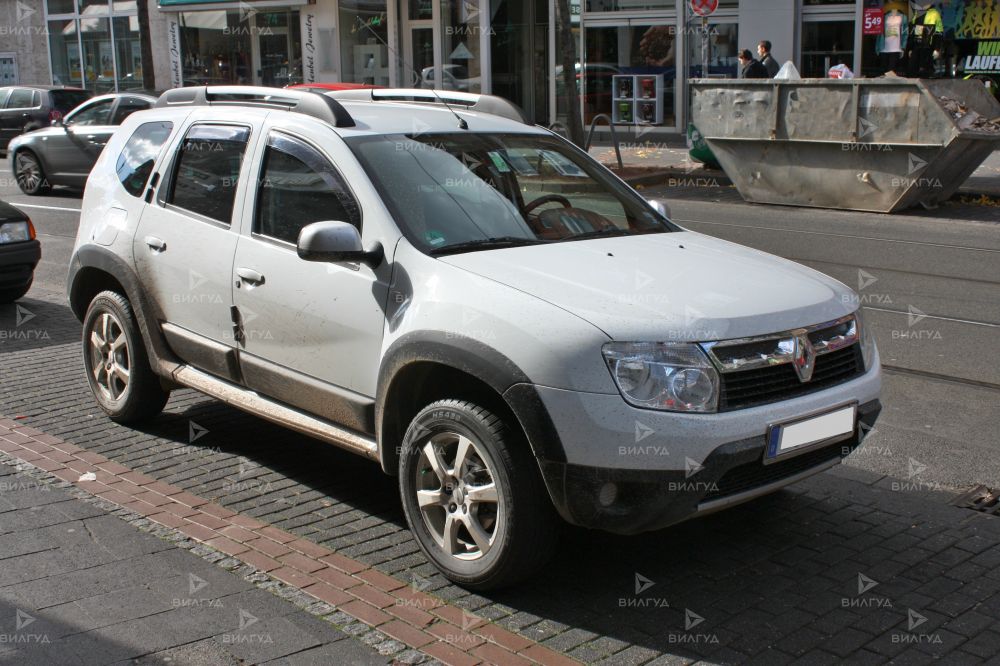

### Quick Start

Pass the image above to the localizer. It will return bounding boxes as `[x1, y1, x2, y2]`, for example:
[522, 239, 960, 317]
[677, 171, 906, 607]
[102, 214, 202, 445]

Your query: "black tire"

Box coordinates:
[82, 290, 169, 423]
[0, 279, 31, 304]
[399, 399, 559, 590]
[14, 150, 51, 196]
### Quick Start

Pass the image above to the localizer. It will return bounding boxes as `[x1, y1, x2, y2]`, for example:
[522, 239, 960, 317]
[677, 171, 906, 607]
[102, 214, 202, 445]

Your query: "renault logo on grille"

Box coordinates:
[791, 332, 816, 383]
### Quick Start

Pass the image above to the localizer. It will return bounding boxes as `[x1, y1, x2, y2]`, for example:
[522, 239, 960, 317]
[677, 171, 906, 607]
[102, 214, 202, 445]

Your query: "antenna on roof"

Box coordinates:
[354, 17, 468, 130]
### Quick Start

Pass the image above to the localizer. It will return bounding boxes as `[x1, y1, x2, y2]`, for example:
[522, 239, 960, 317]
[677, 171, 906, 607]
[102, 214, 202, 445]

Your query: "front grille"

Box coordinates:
[702, 440, 850, 503]
[718, 344, 864, 411]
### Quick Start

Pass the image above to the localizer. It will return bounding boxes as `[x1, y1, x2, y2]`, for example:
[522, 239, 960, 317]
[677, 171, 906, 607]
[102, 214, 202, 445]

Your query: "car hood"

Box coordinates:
[438, 231, 857, 341]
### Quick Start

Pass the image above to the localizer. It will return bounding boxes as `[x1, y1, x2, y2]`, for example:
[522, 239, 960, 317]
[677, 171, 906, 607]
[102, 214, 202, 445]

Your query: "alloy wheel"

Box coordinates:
[88, 312, 131, 401]
[15, 153, 42, 192]
[414, 431, 502, 560]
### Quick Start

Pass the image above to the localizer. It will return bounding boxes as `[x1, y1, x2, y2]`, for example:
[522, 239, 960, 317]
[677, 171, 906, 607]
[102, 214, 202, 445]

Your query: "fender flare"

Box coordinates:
[376, 331, 567, 471]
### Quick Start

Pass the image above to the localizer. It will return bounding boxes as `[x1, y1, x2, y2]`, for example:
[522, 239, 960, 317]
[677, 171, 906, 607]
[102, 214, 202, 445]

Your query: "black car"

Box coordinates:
[0, 86, 92, 156]
[9, 92, 157, 195]
[0, 200, 39, 303]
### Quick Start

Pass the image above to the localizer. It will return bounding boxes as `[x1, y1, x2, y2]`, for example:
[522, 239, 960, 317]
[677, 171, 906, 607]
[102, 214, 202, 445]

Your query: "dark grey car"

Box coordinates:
[0, 86, 91, 155]
[8, 92, 156, 195]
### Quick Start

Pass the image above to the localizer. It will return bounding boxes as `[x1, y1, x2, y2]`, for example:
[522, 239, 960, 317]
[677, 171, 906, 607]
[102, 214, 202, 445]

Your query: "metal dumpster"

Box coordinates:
[689, 78, 1000, 213]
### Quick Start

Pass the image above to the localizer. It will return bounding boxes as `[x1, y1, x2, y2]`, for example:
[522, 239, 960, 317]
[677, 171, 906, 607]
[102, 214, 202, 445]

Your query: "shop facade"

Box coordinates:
[25, 1, 996, 134]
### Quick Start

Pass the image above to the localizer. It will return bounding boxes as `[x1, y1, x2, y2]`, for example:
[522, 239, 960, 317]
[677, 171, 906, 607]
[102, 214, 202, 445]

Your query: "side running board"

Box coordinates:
[171, 365, 379, 461]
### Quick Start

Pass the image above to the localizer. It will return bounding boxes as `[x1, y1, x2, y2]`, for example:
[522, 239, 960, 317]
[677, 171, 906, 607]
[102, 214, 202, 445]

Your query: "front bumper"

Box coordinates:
[0, 239, 41, 291]
[539, 399, 881, 534]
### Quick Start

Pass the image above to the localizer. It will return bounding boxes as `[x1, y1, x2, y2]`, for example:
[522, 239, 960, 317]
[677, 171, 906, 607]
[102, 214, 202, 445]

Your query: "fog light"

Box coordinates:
[598, 482, 617, 507]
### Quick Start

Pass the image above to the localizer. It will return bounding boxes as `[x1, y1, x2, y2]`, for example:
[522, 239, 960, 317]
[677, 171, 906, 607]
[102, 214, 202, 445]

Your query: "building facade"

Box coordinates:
[6, 1, 999, 135]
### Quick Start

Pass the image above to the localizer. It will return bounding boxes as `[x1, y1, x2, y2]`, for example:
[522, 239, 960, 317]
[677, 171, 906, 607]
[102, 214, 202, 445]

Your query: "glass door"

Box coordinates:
[403, 0, 436, 87]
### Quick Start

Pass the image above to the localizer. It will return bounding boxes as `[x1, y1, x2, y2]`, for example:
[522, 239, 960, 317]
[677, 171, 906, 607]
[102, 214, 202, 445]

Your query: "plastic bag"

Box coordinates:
[775, 61, 801, 80]
[828, 64, 855, 79]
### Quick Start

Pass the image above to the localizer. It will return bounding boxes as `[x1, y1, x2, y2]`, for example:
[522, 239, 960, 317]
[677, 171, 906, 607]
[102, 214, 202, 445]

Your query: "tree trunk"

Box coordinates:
[555, 0, 584, 147]
[137, 0, 156, 91]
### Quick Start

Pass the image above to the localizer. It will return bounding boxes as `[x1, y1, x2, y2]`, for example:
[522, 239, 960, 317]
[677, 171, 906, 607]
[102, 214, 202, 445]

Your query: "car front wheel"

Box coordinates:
[399, 399, 559, 590]
[82, 291, 169, 423]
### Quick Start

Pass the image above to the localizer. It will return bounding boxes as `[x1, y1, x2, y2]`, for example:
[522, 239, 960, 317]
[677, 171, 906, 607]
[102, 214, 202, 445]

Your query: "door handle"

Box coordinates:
[236, 267, 265, 285]
[144, 235, 166, 252]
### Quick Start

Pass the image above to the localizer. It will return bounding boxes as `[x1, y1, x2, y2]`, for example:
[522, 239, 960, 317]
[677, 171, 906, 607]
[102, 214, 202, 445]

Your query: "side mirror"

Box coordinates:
[297, 221, 383, 267]
[647, 198, 671, 219]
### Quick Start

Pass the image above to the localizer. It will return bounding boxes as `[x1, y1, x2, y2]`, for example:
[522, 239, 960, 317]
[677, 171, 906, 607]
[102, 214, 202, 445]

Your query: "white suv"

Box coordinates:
[68, 86, 881, 589]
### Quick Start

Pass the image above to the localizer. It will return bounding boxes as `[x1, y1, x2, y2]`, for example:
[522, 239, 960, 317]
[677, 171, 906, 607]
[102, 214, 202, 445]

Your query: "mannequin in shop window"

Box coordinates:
[906, 2, 944, 77]
[876, 8, 907, 74]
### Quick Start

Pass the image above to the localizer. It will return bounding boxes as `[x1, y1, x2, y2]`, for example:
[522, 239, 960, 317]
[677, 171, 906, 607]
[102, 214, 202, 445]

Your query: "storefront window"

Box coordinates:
[491, 0, 549, 123]
[47, 1, 144, 92]
[801, 20, 854, 78]
[585, 24, 676, 127]
[685, 21, 738, 78]
[339, 0, 391, 86]
[179, 12, 252, 85]
[80, 17, 115, 93]
[438, 0, 482, 92]
[553, 0, 582, 130]
[112, 16, 143, 90]
[585, 0, 674, 12]
[49, 19, 83, 87]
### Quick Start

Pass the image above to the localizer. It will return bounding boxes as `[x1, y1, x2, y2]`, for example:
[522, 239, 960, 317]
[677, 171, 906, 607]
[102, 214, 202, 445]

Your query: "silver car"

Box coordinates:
[67, 86, 881, 589]
[8, 92, 156, 195]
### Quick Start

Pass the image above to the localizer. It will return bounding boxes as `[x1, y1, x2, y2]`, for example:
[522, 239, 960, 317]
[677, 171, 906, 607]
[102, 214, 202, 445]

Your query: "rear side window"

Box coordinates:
[50, 90, 91, 113]
[167, 124, 250, 224]
[254, 133, 360, 244]
[116, 121, 173, 198]
[0, 89, 9, 106]
[6, 89, 33, 108]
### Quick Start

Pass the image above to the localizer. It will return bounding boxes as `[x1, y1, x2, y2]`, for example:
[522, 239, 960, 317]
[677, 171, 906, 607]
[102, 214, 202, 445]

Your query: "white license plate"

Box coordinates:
[766, 404, 857, 461]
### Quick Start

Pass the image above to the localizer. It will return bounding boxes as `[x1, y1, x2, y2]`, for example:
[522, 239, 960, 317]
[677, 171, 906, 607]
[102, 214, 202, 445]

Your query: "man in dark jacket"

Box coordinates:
[737, 49, 768, 79]
[757, 40, 780, 77]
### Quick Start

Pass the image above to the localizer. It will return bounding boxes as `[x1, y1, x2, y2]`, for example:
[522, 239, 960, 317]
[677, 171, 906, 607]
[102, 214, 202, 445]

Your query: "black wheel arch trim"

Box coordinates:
[375, 332, 567, 473]
[68, 244, 181, 377]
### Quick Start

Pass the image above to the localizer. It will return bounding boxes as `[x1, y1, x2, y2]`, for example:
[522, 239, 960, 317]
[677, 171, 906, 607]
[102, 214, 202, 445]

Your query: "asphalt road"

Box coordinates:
[3, 172, 998, 493]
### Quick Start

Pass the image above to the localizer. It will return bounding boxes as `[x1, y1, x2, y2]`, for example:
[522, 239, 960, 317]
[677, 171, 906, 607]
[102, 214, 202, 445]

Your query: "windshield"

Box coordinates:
[346, 132, 677, 254]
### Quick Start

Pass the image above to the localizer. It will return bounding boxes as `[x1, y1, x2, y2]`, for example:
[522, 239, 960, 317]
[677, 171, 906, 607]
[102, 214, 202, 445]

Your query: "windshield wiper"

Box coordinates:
[561, 227, 634, 242]
[429, 236, 548, 256]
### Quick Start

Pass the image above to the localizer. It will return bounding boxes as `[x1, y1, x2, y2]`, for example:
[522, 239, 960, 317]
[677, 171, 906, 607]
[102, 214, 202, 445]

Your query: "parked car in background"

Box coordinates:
[8, 92, 157, 195]
[0, 86, 91, 156]
[0, 200, 39, 303]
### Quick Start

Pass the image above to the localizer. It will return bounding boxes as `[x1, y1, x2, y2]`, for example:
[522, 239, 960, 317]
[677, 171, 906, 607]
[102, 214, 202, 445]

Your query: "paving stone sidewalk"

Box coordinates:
[0, 460, 396, 666]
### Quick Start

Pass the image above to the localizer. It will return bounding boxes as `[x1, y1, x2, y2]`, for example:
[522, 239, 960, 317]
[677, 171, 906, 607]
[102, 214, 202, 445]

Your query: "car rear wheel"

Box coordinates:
[82, 291, 169, 423]
[14, 151, 51, 196]
[399, 399, 559, 590]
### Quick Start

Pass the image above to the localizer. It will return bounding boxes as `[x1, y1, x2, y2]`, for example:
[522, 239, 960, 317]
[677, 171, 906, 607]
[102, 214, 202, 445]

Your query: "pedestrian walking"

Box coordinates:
[737, 49, 768, 79]
[757, 40, 780, 77]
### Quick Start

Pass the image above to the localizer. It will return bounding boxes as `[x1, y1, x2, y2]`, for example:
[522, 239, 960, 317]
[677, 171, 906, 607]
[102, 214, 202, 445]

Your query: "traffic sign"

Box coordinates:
[690, 0, 718, 17]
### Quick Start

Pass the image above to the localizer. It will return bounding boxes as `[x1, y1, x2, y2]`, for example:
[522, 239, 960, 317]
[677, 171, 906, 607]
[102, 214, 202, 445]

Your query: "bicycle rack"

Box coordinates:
[584, 114, 623, 170]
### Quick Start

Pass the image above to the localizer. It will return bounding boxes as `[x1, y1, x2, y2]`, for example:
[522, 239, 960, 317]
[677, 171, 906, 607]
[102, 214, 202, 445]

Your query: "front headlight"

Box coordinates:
[855, 309, 877, 371]
[0, 221, 32, 244]
[602, 342, 720, 413]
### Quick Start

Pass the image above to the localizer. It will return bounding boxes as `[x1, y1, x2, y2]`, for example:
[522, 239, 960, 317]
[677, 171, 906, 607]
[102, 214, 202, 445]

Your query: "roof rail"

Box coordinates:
[154, 86, 355, 128]
[326, 88, 529, 125]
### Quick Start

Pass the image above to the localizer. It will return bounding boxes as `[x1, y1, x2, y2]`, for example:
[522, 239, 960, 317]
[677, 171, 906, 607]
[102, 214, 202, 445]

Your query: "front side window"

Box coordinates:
[6, 89, 34, 108]
[167, 124, 250, 224]
[68, 99, 113, 126]
[347, 132, 675, 254]
[254, 133, 360, 244]
[116, 121, 173, 198]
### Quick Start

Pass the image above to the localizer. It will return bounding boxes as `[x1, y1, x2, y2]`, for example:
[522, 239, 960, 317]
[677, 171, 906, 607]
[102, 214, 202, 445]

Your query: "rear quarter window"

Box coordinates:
[116, 121, 174, 198]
